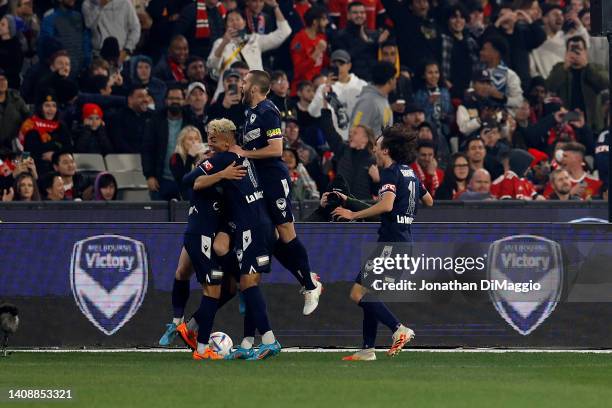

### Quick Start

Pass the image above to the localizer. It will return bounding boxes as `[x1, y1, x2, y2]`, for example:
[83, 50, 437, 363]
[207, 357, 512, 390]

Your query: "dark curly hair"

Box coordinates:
[380, 125, 418, 164]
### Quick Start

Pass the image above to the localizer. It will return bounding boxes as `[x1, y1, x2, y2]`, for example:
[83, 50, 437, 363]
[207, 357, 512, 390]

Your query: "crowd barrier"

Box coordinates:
[1, 222, 610, 348]
[0, 200, 608, 222]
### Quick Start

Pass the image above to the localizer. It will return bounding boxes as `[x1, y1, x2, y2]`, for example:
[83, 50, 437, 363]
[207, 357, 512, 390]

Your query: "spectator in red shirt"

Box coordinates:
[543, 141, 603, 199]
[290, 6, 329, 95]
[411, 140, 444, 197]
[329, 0, 387, 31]
[491, 149, 541, 200]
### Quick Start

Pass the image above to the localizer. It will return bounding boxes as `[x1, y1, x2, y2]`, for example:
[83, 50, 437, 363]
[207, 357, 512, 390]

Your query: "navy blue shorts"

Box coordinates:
[260, 173, 294, 226]
[234, 223, 274, 276]
[183, 233, 223, 285]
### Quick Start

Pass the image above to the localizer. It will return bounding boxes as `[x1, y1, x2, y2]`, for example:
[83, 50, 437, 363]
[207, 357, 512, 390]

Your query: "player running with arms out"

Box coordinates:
[189, 118, 281, 360]
[332, 125, 433, 361]
[230, 69, 323, 316]
[158, 138, 246, 359]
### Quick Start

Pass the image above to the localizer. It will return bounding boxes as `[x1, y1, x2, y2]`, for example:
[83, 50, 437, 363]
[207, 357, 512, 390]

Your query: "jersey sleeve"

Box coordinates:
[378, 167, 398, 196]
[261, 108, 283, 141]
[199, 152, 237, 175]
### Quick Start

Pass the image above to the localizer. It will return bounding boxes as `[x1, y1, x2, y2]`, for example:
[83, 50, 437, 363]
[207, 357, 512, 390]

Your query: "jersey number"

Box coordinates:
[243, 159, 258, 189]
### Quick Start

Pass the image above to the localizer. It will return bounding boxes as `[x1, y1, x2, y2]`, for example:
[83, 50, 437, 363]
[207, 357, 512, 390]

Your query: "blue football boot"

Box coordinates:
[247, 341, 282, 360]
[158, 323, 178, 346]
[224, 346, 255, 360]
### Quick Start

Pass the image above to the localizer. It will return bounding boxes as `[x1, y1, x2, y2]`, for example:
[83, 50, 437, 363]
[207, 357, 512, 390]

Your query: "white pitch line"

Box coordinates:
[9, 348, 612, 354]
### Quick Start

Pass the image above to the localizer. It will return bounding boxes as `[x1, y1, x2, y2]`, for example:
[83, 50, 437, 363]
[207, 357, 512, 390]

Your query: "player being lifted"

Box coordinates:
[230, 70, 323, 315]
[332, 125, 433, 361]
[185, 118, 281, 360]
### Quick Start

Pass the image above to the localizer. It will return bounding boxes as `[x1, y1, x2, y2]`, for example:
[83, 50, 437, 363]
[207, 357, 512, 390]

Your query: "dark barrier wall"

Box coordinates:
[1, 222, 611, 348]
[0, 201, 608, 222]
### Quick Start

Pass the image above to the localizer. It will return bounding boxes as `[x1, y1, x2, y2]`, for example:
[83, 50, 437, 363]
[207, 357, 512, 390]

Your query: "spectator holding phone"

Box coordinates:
[207, 68, 245, 128]
[169, 125, 208, 200]
[547, 36, 609, 132]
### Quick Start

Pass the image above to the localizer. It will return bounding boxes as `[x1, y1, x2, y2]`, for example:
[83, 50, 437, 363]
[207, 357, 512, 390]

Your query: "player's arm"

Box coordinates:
[332, 192, 395, 221]
[233, 138, 283, 159]
[193, 162, 246, 190]
[421, 192, 433, 206]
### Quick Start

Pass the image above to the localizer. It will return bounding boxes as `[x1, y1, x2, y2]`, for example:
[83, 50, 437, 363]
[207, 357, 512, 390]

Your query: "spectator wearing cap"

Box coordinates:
[20, 91, 72, 175]
[207, 68, 245, 128]
[51, 150, 89, 200]
[548, 168, 581, 200]
[416, 121, 450, 169]
[547, 36, 609, 132]
[331, 1, 389, 81]
[290, 6, 329, 95]
[378, 40, 413, 122]
[411, 140, 444, 197]
[479, 36, 524, 111]
[269, 70, 298, 125]
[154, 35, 190, 84]
[185, 81, 208, 136]
[73, 103, 114, 155]
[142, 84, 195, 200]
[483, 1, 546, 89]
[207, 5, 290, 92]
[320, 99, 378, 200]
[457, 168, 494, 200]
[173, 0, 226, 59]
[127, 55, 167, 110]
[491, 148, 541, 199]
[436, 152, 471, 199]
[38, 0, 91, 79]
[0, 69, 29, 151]
[382, 0, 441, 74]
[0, 14, 24, 89]
[530, 4, 589, 79]
[402, 103, 425, 132]
[308, 49, 367, 140]
[543, 141, 602, 199]
[440, 4, 480, 99]
[82, 0, 140, 59]
[478, 117, 510, 179]
[350, 61, 395, 134]
[456, 70, 505, 137]
[107, 84, 152, 153]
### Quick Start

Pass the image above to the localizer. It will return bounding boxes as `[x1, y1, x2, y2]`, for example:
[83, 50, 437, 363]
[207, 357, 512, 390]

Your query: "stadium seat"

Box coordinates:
[117, 188, 150, 201]
[110, 171, 148, 189]
[105, 154, 143, 172]
[73, 154, 106, 172]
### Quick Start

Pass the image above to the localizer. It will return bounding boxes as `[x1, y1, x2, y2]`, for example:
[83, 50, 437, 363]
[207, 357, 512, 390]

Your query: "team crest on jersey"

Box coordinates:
[70, 235, 148, 336]
[203, 161, 213, 171]
[276, 198, 287, 211]
[487, 235, 563, 336]
[250, 114, 257, 124]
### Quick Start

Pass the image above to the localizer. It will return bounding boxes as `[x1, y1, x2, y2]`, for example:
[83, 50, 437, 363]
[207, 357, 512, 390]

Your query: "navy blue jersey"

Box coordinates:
[200, 151, 270, 229]
[377, 163, 427, 242]
[595, 130, 609, 188]
[182, 165, 223, 235]
[241, 99, 287, 173]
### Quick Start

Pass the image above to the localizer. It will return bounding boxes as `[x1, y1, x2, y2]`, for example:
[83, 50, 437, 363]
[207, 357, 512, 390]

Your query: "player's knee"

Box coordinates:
[277, 222, 296, 243]
[203, 284, 222, 299]
[350, 284, 366, 303]
[213, 233, 230, 256]
[240, 273, 261, 289]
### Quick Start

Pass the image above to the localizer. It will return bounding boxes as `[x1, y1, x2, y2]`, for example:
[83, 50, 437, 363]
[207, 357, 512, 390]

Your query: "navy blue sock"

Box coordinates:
[362, 308, 378, 349]
[194, 295, 219, 344]
[242, 286, 272, 335]
[273, 239, 305, 286]
[243, 305, 256, 338]
[172, 279, 190, 319]
[359, 293, 401, 333]
[276, 238, 315, 290]
[217, 286, 235, 310]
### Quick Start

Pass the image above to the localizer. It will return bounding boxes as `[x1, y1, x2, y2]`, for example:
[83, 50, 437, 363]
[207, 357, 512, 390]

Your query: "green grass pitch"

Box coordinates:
[1, 351, 612, 407]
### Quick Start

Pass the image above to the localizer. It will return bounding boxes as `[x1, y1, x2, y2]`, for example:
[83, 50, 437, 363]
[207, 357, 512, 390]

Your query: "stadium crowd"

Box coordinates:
[0, 0, 609, 203]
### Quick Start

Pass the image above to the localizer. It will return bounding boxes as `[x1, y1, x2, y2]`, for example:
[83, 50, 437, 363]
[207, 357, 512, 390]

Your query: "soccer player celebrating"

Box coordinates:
[184, 118, 281, 360]
[231, 70, 323, 315]
[332, 125, 433, 361]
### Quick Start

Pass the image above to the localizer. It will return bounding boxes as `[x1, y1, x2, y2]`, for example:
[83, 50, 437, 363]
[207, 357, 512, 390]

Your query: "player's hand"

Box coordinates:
[331, 206, 354, 221]
[147, 177, 160, 192]
[229, 144, 246, 157]
[220, 162, 247, 180]
[2, 187, 14, 202]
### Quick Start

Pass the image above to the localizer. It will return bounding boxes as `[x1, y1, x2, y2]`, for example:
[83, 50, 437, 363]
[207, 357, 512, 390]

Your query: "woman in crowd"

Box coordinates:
[12, 172, 41, 201]
[170, 126, 208, 200]
[94, 172, 118, 201]
[282, 148, 320, 201]
[413, 60, 453, 140]
[436, 153, 471, 199]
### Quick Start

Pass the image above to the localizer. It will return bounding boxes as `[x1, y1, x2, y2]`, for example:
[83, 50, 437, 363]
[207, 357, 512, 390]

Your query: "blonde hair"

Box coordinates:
[174, 125, 203, 162]
[207, 118, 237, 135]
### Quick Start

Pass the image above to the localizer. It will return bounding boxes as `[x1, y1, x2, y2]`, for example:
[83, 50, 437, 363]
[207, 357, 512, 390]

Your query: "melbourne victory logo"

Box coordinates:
[487, 235, 563, 336]
[70, 235, 148, 335]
